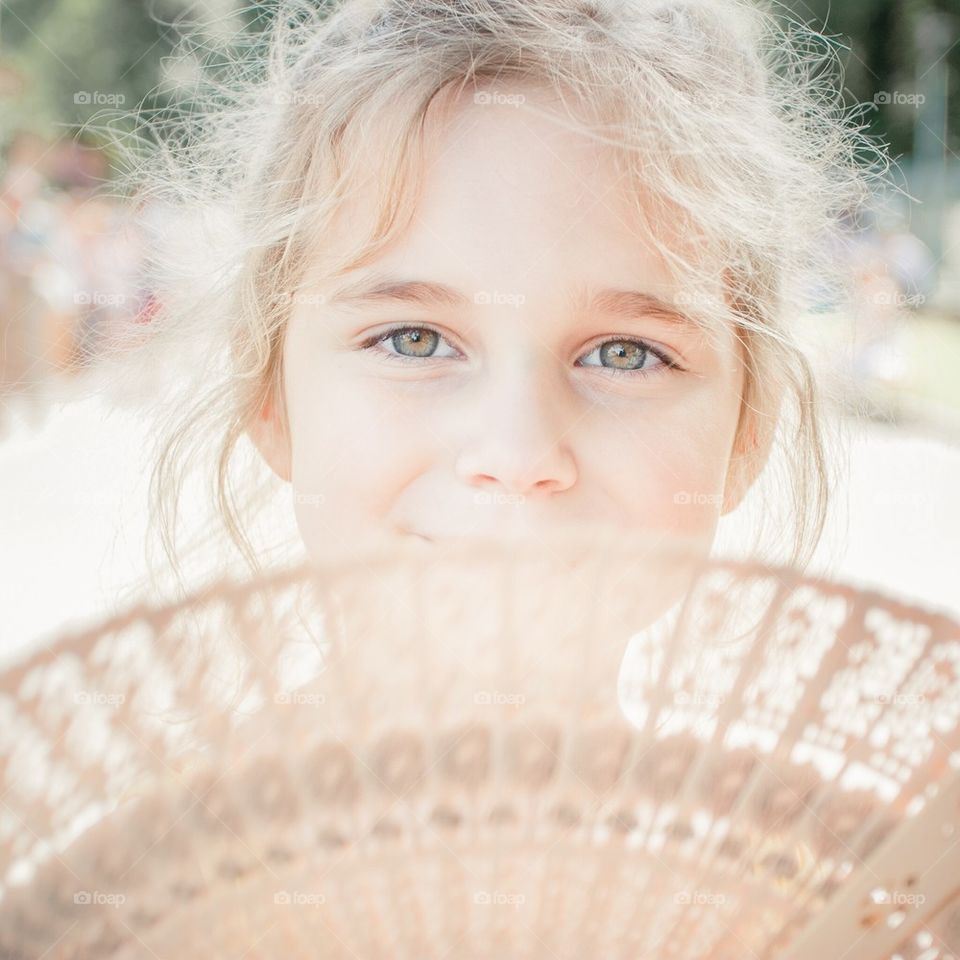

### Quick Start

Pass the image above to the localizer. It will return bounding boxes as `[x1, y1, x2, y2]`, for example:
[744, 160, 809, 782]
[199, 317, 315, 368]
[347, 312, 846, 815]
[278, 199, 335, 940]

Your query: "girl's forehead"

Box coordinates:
[324, 80, 621, 228]
[421, 79, 616, 187]
[302, 79, 729, 335]
[319, 85, 682, 282]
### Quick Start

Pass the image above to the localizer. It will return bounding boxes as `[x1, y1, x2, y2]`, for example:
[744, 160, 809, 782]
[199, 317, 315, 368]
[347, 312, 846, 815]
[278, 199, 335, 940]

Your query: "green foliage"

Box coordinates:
[0, 0, 956, 167]
[782, 0, 960, 160]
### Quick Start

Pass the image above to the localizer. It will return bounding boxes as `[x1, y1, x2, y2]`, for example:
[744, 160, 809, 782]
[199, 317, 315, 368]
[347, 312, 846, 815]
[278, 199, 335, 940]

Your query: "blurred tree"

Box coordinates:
[0, 0, 270, 172]
[0, 0, 174, 136]
[783, 0, 959, 161]
[0, 0, 956, 170]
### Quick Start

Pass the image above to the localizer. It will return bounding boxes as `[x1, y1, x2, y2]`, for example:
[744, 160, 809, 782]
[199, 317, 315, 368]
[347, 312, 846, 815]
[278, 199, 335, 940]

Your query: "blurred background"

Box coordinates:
[1, 0, 960, 659]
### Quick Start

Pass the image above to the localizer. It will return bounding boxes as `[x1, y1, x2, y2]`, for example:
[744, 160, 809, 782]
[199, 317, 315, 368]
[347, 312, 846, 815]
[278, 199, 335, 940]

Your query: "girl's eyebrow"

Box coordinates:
[328, 273, 699, 329]
[329, 275, 469, 310]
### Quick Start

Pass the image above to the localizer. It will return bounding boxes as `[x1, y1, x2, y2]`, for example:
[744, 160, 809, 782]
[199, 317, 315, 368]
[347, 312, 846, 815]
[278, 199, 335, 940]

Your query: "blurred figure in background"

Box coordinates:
[0, 130, 56, 397]
[0, 129, 150, 433]
[824, 201, 937, 418]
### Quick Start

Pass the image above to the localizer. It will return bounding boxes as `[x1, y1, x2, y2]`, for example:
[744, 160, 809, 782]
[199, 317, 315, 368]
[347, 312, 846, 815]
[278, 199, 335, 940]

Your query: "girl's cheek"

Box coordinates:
[285, 352, 740, 552]
[592, 408, 734, 538]
[289, 380, 427, 523]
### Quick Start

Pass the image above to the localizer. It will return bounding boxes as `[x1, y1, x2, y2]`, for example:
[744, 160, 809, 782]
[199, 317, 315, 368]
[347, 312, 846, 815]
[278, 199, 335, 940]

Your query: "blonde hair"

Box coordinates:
[111, 0, 887, 596]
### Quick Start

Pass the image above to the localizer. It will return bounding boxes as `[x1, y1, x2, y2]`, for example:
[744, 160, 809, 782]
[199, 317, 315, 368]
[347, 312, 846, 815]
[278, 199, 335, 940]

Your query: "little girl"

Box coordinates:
[122, 0, 884, 596]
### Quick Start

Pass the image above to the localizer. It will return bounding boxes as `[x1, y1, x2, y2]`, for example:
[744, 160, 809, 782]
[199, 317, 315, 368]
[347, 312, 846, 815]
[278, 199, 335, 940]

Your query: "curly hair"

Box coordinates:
[106, 0, 887, 595]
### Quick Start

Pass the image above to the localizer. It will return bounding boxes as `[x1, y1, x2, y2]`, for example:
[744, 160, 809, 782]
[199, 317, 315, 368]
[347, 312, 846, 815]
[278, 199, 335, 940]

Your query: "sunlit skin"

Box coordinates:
[249, 82, 764, 565]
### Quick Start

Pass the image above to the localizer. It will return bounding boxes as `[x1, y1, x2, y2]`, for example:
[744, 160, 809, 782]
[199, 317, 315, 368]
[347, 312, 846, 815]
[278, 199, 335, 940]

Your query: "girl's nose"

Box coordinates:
[453, 369, 578, 498]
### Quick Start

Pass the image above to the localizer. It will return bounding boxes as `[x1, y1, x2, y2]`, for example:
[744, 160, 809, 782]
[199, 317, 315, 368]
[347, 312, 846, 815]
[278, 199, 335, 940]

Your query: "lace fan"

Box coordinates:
[1, 528, 959, 960]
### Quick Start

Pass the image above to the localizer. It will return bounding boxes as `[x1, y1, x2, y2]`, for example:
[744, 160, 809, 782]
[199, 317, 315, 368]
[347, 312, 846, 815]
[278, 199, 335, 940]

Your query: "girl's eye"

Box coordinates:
[361, 326, 681, 378]
[577, 338, 679, 377]
[363, 325, 461, 362]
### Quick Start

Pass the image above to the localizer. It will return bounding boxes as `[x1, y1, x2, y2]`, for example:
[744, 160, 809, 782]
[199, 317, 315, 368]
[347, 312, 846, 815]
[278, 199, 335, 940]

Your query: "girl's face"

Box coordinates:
[252, 84, 756, 563]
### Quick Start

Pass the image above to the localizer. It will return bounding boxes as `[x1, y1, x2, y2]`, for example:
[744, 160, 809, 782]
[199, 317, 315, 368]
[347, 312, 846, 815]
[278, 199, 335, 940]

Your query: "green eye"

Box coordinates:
[602, 340, 648, 370]
[387, 328, 441, 358]
[578, 338, 676, 376]
[365, 325, 461, 363]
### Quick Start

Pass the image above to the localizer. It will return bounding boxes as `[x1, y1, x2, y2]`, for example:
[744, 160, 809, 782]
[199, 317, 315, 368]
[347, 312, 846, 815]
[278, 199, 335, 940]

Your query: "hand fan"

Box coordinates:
[1, 527, 959, 960]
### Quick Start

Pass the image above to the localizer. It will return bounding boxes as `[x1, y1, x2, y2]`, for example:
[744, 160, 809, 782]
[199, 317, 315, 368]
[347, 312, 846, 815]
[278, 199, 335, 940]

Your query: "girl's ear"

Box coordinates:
[247, 392, 292, 483]
[721, 408, 774, 516]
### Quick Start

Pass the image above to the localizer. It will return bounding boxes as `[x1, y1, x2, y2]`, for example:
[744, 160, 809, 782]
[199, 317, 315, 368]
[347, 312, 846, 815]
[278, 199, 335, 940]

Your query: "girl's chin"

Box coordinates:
[304, 524, 711, 593]
[303, 524, 703, 638]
